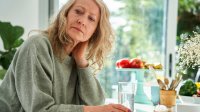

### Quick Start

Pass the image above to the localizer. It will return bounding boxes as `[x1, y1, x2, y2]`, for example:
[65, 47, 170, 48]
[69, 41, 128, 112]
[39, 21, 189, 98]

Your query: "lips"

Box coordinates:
[72, 27, 83, 33]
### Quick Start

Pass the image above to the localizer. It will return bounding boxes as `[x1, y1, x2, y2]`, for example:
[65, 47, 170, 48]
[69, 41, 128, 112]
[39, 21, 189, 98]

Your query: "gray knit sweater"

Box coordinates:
[0, 34, 105, 112]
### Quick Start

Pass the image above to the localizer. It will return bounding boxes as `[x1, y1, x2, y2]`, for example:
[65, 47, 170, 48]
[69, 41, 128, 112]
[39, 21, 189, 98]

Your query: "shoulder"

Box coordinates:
[13, 33, 55, 65]
[24, 33, 51, 49]
[20, 33, 52, 54]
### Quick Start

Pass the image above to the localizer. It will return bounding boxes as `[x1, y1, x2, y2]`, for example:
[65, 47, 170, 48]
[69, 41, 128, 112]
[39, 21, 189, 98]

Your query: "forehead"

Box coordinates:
[73, 0, 100, 16]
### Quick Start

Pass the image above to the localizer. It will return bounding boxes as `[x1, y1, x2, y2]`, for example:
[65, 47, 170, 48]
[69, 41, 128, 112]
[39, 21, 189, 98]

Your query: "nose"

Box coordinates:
[77, 17, 86, 26]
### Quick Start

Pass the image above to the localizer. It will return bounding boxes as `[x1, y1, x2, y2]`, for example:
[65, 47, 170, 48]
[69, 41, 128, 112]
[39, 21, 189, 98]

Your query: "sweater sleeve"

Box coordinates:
[13, 36, 83, 112]
[77, 67, 105, 105]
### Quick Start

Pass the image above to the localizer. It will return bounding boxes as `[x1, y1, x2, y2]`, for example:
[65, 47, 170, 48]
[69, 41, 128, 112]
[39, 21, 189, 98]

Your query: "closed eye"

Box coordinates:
[75, 9, 83, 15]
[89, 16, 95, 22]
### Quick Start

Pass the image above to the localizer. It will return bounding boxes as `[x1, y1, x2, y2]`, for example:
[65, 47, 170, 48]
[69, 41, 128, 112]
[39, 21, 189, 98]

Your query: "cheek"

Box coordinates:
[65, 23, 69, 35]
[66, 17, 72, 34]
[87, 25, 97, 38]
[66, 13, 74, 27]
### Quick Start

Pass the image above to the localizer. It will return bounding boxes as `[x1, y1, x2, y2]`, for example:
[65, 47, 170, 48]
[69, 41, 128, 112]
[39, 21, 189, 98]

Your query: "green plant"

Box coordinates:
[0, 21, 24, 79]
[178, 32, 200, 70]
[179, 79, 197, 96]
[176, 0, 200, 80]
[0, 69, 7, 79]
[177, 0, 200, 37]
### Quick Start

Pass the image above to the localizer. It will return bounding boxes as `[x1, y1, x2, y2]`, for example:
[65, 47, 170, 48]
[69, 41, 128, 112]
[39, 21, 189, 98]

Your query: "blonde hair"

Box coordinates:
[44, 0, 114, 71]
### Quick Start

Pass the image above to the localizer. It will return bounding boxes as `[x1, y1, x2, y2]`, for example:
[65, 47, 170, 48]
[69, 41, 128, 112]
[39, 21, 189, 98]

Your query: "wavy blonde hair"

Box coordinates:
[44, 0, 114, 70]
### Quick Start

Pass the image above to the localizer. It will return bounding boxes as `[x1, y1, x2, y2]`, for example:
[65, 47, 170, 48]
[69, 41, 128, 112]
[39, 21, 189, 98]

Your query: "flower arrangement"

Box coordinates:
[178, 32, 200, 70]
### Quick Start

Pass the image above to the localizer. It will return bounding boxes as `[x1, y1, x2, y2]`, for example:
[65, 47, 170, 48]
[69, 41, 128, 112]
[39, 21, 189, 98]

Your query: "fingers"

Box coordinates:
[77, 41, 88, 51]
[73, 41, 88, 57]
[108, 104, 132, 112]
[81, 41, 89, 49]
[72, 41, 89, 68]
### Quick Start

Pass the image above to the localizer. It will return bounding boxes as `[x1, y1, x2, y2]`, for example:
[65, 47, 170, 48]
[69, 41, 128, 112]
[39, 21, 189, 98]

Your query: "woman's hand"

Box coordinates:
[72, 41, 89, 68]
[83, 104, 132, 112]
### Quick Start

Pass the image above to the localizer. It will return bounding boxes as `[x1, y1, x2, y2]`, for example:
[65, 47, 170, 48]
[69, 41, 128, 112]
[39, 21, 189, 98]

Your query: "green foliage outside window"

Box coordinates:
[177, 0, 200, 80]
[98, 0, 165, 98]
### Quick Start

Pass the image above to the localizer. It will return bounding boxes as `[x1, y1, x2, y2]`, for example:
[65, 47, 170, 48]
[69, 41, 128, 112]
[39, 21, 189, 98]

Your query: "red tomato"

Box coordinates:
[116, 60, 121, 68]
[129, 58, 144, 68]
[116, 58, 130, 68]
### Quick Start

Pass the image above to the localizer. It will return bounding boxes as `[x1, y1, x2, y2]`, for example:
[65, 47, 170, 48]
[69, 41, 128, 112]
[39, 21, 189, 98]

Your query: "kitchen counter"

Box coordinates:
[105, 98, 200, 112]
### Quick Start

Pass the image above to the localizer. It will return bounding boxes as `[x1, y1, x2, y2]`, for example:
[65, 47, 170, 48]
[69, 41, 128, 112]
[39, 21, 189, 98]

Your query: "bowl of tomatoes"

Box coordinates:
[116, 58, 163, 70]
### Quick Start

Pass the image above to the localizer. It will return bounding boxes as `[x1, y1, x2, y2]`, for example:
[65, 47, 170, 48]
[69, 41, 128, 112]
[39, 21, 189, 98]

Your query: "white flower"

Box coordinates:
[178, 32, 200, 70]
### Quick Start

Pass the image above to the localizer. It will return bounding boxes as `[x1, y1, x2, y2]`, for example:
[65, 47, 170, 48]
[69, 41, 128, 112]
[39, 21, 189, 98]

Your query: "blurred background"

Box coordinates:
[1, 0, 200, 100]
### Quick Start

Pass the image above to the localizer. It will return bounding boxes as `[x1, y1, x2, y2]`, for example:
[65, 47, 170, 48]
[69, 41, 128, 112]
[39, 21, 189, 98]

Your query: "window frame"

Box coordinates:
[50, 0, 178, 78]
[165, 0, 178, 78]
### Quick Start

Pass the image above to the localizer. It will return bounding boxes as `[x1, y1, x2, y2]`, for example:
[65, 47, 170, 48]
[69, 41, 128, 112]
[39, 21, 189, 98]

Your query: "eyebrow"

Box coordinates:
[74, 5, 98, 17]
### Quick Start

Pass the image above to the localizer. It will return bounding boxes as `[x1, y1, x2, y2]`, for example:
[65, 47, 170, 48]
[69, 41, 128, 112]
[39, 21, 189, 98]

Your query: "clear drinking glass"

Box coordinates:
[118, 82, 135, 111]
[151, 85, 160, 105]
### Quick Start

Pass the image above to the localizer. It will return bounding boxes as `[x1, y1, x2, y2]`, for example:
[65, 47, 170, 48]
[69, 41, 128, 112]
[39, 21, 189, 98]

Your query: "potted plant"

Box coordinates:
[179, 79, 200, 104]
[0, 21, 24, 79]
[177, 0, 200, 80]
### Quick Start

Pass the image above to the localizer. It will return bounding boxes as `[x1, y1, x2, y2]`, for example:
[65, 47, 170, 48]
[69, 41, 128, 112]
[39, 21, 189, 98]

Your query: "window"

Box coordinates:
[176, 0, 200, 81]
[55, 0, 177, 99]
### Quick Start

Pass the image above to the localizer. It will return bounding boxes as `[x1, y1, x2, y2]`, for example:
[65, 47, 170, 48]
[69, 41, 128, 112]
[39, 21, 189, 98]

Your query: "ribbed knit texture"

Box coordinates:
[0, 34, 105, 112]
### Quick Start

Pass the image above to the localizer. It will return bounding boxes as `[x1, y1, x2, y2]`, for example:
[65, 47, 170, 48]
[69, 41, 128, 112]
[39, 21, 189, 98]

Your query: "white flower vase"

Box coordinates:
[195, 68, 200, 82]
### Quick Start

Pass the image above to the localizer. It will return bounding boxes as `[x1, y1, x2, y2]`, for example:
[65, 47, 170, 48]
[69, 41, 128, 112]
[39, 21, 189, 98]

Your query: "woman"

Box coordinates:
[0, 0, 131, 112]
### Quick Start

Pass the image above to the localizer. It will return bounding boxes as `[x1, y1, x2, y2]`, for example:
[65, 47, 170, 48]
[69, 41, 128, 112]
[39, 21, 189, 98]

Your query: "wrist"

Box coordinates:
[76, 59, 89, 68]
[83, 106, 94, 112]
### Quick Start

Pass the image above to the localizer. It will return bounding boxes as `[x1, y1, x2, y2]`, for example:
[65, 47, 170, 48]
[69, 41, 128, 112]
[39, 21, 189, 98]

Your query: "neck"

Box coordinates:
[64, 41, 79, 55]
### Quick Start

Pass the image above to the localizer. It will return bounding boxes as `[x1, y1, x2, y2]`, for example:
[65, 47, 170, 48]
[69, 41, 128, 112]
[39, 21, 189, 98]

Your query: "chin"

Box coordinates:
[71, 35, 86, 42]
[67, 31, 89, 42]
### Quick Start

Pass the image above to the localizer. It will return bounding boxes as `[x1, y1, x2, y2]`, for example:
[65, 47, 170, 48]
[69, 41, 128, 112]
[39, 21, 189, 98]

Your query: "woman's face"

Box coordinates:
[66, 0, 100, 43]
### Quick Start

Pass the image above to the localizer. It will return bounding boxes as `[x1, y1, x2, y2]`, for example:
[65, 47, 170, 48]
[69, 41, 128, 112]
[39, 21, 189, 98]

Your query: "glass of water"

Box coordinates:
[118, 82, 135, 111]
